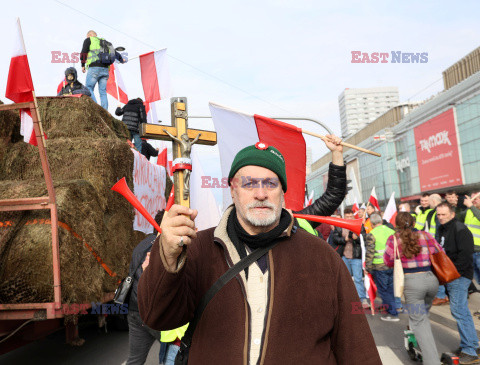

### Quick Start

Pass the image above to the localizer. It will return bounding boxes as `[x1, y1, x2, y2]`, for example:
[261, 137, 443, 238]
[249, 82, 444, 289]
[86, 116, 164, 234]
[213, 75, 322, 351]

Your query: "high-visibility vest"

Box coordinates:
[86, 36, 103, 69]
[160, 323, 189, 342]
[425, 211, 437, 236]
[297, 218, 318, 236]
[465, 209, 480, 247]
[414, 208, 432, 230]
[371, 225, 395, 265]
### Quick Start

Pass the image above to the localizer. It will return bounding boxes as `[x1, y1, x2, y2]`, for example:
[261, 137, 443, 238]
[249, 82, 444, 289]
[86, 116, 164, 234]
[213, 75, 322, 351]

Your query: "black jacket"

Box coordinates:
[128, 234, 156, 312]
[115, 99, 147, 134]
[331, 226, 365, 259]
[141, 140, 159, 161]
[57, 67, 91, 97]
[436, 218, 474, 279]
[294, 163, 347, 229]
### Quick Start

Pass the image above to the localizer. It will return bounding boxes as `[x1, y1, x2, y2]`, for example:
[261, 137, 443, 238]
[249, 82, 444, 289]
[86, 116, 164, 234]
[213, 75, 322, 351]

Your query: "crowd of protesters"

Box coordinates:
[317, 190, 480, 364]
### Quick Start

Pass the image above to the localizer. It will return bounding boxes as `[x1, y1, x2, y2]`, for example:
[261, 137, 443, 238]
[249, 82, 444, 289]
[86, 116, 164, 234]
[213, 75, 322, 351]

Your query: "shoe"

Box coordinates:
[458, 352, 480, 364]
[432, 297, 449, 306]
[397, 307, 405, 313]
[380, 314, 400, 322]
[453, 348, 480, 356]
[361, 299, 370, 309]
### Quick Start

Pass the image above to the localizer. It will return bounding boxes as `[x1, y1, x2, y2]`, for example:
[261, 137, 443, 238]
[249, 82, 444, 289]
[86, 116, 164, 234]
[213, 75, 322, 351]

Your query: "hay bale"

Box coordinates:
[37, 97, 130, 140]
[0, 97, 169, 304]
[0, 180, 123, 304]
[0, 138, 134, 211]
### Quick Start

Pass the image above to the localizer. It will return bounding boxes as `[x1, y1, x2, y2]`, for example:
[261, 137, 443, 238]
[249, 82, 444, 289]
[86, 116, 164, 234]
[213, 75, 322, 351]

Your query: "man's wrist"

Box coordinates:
[331, 150, 344, 166]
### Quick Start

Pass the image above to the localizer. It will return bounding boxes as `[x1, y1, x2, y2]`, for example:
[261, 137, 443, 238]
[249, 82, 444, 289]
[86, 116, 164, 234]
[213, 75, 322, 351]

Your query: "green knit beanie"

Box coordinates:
[228, 142, 287, 192]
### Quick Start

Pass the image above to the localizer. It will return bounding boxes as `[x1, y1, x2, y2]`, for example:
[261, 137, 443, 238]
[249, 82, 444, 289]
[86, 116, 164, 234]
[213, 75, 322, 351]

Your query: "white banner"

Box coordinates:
[132, 149, 167, 234]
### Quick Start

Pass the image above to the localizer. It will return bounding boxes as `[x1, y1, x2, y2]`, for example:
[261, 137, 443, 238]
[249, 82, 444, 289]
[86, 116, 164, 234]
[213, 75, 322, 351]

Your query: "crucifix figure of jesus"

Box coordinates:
[164, 130, 201, 199]
[139, 97, 217, 208]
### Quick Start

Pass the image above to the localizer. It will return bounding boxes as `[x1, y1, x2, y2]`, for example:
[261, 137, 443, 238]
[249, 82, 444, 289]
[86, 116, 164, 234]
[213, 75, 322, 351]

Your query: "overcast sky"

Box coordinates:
[1, 0, 479, 203]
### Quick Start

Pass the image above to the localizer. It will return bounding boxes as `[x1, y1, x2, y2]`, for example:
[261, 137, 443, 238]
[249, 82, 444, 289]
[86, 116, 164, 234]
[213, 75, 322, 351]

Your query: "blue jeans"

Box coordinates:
[86, 66, 109, 109]
[164, 344, 180, 365]
[445, 276, 479, 357]
[342, 257, 366, 300]
[131, 133, 142, 151]
[371, 269, 398, 316]
[436, 285, 447, 299]
[473, 252, 480, 284]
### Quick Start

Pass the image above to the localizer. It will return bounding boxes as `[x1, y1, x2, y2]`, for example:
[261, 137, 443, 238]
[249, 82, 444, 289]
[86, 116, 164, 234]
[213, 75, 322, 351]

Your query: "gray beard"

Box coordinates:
[243, 199, 283, 227]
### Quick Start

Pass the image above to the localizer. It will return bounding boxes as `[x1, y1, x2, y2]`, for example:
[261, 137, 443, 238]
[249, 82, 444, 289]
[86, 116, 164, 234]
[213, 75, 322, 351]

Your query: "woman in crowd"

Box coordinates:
[384, 212, 442, 365]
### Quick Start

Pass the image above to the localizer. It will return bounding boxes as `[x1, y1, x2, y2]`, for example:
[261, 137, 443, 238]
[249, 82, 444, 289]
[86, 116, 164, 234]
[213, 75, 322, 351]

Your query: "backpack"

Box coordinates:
[99, 38, 116, 65]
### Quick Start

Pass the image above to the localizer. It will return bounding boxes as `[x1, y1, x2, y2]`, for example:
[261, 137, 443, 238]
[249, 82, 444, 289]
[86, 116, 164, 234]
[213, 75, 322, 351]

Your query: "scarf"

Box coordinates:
[227, 207, 291, 278]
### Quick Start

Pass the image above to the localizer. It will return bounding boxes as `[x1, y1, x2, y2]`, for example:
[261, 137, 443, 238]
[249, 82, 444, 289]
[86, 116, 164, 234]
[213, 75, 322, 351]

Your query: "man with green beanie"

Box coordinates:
[138, 138, 381, 364]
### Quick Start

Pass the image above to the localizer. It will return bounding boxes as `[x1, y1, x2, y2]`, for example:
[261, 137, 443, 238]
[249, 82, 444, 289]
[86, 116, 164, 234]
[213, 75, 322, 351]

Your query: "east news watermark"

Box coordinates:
[50, 51, 129, 63]
[351, 51, 428, 63]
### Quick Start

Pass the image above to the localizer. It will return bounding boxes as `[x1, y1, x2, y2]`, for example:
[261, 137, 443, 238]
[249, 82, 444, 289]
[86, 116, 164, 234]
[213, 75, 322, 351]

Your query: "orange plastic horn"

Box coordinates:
[293, 214, 363, 235]
[111, 177, 162, 233]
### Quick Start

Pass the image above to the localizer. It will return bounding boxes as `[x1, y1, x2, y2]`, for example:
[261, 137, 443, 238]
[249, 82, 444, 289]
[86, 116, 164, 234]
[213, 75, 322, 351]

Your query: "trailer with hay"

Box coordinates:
[0, 96, 169, 354]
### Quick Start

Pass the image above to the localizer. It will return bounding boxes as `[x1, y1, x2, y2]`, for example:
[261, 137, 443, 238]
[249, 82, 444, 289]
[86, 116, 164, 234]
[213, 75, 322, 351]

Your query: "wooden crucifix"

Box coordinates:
[139, 97, 217, 207]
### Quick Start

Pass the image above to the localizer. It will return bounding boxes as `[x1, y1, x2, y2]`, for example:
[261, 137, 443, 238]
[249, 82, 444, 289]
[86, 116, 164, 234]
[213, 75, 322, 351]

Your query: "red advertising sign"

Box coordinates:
[414, 109, 463, 191]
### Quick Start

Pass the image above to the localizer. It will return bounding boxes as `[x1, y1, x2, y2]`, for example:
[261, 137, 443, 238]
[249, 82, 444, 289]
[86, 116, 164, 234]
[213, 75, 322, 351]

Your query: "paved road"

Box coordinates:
[0, 309, 475, 364]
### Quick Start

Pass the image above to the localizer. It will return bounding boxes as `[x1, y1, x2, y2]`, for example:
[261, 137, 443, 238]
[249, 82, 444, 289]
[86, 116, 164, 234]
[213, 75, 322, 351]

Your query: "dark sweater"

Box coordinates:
[436, 218, 474, 279]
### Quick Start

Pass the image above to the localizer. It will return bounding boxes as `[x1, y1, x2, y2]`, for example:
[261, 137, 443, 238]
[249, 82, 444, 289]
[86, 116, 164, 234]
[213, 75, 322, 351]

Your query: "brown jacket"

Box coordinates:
[138, 207, 381, 364]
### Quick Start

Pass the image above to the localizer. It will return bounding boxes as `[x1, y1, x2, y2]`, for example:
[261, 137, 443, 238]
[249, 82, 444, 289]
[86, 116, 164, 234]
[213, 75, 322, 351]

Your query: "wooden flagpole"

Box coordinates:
[301, 129, 381, 157]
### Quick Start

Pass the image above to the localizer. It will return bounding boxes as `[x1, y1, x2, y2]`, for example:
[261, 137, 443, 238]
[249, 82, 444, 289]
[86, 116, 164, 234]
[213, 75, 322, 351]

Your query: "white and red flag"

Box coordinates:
[144, 101, 158, 124]
[106, 63, 128, 104]
[304, 190, 314, 208]
[139, 49, 173, 103]
[383, 192, 397, 227]
[368, 187, 381, 211]
[352, 198, 360, 217]
[5, 19, 39, 146]
[209, 102, 306, 211]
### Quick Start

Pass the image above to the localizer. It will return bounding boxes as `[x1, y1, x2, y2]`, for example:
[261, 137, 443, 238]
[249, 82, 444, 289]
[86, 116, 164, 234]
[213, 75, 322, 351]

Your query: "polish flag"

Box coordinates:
[304, 190, 314, 208]
[106, 63, 128, 104]
[352, 198, 360, 218]
[139, 49, 173, 103]
[5, 19, 37, 145]
[368, 187, 381, 211]
[144, 101, 158, 123]
[383, 192, 397, 227]
[209, 102, 306, 211]
[191, 148, 221, 230]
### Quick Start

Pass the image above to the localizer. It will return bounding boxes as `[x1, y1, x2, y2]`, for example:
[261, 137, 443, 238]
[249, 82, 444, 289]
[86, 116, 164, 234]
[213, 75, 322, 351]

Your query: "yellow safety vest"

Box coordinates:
[371, 225, 395, 265]
[86, 36, 103, 69]
[426, 211, 437, 236]
[161, 323, 189, 342]
[297, 218, 318, 236]
[465, 209, 480, 247]
[414, 208, 432, 230]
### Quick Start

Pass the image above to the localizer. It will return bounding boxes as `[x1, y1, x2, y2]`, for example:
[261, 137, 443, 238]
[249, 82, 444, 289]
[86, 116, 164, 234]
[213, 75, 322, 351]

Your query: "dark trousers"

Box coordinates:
[371, 269, 398, 316]
[127, 310, 166, 365]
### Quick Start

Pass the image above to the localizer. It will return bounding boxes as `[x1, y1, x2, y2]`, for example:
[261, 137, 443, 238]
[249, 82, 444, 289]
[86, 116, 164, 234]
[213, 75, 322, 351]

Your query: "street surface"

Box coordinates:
[1, 305, 477, 364]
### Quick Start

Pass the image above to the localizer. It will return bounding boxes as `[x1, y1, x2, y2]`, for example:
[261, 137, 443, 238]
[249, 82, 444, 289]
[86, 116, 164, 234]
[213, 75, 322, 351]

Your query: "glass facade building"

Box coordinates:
[307, 71, 480, 206]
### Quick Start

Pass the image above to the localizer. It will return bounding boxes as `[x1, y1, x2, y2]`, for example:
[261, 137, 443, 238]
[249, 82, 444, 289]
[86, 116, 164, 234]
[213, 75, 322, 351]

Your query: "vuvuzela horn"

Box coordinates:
[293, 214, 363, 235]
[111, 177, 162, 233]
